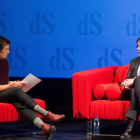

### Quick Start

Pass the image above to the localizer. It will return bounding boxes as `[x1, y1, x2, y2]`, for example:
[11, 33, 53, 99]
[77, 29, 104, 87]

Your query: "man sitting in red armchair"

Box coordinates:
[120, 37, 140, 139]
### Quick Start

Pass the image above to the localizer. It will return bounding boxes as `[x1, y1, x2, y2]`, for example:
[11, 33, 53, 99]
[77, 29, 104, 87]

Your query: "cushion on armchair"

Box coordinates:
[93, 83, 127, 100]
[93, 83, 118, 99]
[105, 84, 123, 100]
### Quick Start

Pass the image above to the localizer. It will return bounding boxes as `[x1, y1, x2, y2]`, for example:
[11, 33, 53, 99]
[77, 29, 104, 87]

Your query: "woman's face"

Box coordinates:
[0, 44, 10, 60]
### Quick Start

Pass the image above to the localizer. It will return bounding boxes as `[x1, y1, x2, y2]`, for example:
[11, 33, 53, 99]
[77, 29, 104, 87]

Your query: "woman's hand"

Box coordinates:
[14, 81, 27, 88]
[9, 81, 27, 89]
[8, 81, 17, 86]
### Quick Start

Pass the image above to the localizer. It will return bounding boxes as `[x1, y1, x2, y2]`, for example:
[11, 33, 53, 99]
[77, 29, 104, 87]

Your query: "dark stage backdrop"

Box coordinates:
[1, 1, 140, 116]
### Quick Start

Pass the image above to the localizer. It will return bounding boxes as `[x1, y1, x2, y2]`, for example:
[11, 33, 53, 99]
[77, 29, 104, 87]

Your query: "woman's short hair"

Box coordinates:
[0, 36, 10, 52]
[137, 37, 140, 43]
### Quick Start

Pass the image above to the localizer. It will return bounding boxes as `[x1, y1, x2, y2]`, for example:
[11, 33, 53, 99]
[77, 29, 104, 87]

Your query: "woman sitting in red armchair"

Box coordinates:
[120, 37, 140, 139]
[0, 36, 65, 139]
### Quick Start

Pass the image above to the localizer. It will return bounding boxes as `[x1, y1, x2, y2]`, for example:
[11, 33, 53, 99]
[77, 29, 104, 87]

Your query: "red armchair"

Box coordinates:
[72, 65, 139, 121]
[0, 99, 45, 122]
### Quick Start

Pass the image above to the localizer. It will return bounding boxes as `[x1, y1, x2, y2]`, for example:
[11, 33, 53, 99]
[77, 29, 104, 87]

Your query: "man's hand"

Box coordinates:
[121, 78, 135, 91]
[121, 85, 131, 91]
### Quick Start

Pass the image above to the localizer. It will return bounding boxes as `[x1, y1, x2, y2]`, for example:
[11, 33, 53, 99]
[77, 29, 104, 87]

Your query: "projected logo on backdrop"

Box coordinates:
[98, 48, 122, 67]
[30, 12, 54, 35]
[7, 47, 26, 70]
[0, 12, 26, 70]
[50, 48, 74, 70]
[126, 13, 140, 36]
[0, 12, 6, 34]
[78, 13, 102, 35]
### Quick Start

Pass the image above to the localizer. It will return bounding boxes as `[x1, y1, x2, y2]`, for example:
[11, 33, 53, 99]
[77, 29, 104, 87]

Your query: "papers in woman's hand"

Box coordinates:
[21, 73, 42, 92]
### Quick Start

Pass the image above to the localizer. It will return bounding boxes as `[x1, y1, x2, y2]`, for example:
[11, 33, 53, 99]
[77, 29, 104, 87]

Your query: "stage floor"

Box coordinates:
[0, 118, 139, 140]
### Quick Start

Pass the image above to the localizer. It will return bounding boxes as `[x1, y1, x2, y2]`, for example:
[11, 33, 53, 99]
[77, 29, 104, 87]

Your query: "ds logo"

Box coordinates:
[98, 48, 122, 67]
[30, 12, 54, 35]
[50, 48, 74, 70]
[0, 12, 6, 34]
[126, 13, 140, 36]
[78, 13, 102, 35]
[7, 47, 26, 70]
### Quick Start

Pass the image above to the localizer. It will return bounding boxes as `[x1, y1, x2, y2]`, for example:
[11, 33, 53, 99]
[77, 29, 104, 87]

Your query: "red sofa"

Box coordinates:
[72, 65, 140, 121]
[0, 99, 45, 122]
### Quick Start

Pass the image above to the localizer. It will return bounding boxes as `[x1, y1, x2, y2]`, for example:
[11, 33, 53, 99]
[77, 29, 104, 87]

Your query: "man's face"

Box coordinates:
[0, 44, 10, 60]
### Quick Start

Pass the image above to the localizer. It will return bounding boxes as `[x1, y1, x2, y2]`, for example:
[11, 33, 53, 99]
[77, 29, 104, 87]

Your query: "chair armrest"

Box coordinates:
[72, 66, 119, 119]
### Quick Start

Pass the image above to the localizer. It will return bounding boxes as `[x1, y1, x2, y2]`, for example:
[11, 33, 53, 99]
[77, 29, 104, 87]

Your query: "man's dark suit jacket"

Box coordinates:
[126, 56, 140, 79]
[119, 56, 140, 86]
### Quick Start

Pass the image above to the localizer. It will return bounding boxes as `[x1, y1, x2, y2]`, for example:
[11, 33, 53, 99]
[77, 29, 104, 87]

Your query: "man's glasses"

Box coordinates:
[136, 46, 140, 48]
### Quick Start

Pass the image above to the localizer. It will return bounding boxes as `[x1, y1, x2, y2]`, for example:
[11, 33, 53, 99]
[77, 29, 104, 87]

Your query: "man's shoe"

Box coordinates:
[120, 126, 135, 139]
[44, 111, 65, 123]
[41, 123, 56, 139]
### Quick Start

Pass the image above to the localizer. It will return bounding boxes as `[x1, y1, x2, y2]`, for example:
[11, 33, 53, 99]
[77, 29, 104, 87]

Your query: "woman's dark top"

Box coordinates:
[0, 59, 9, 85]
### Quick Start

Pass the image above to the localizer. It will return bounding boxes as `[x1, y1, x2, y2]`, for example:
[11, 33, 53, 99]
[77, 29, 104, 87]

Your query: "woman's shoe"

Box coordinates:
[120, 126, 135, 139]
[41, 123, 56, 139]
[44, 111, 65, 123]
